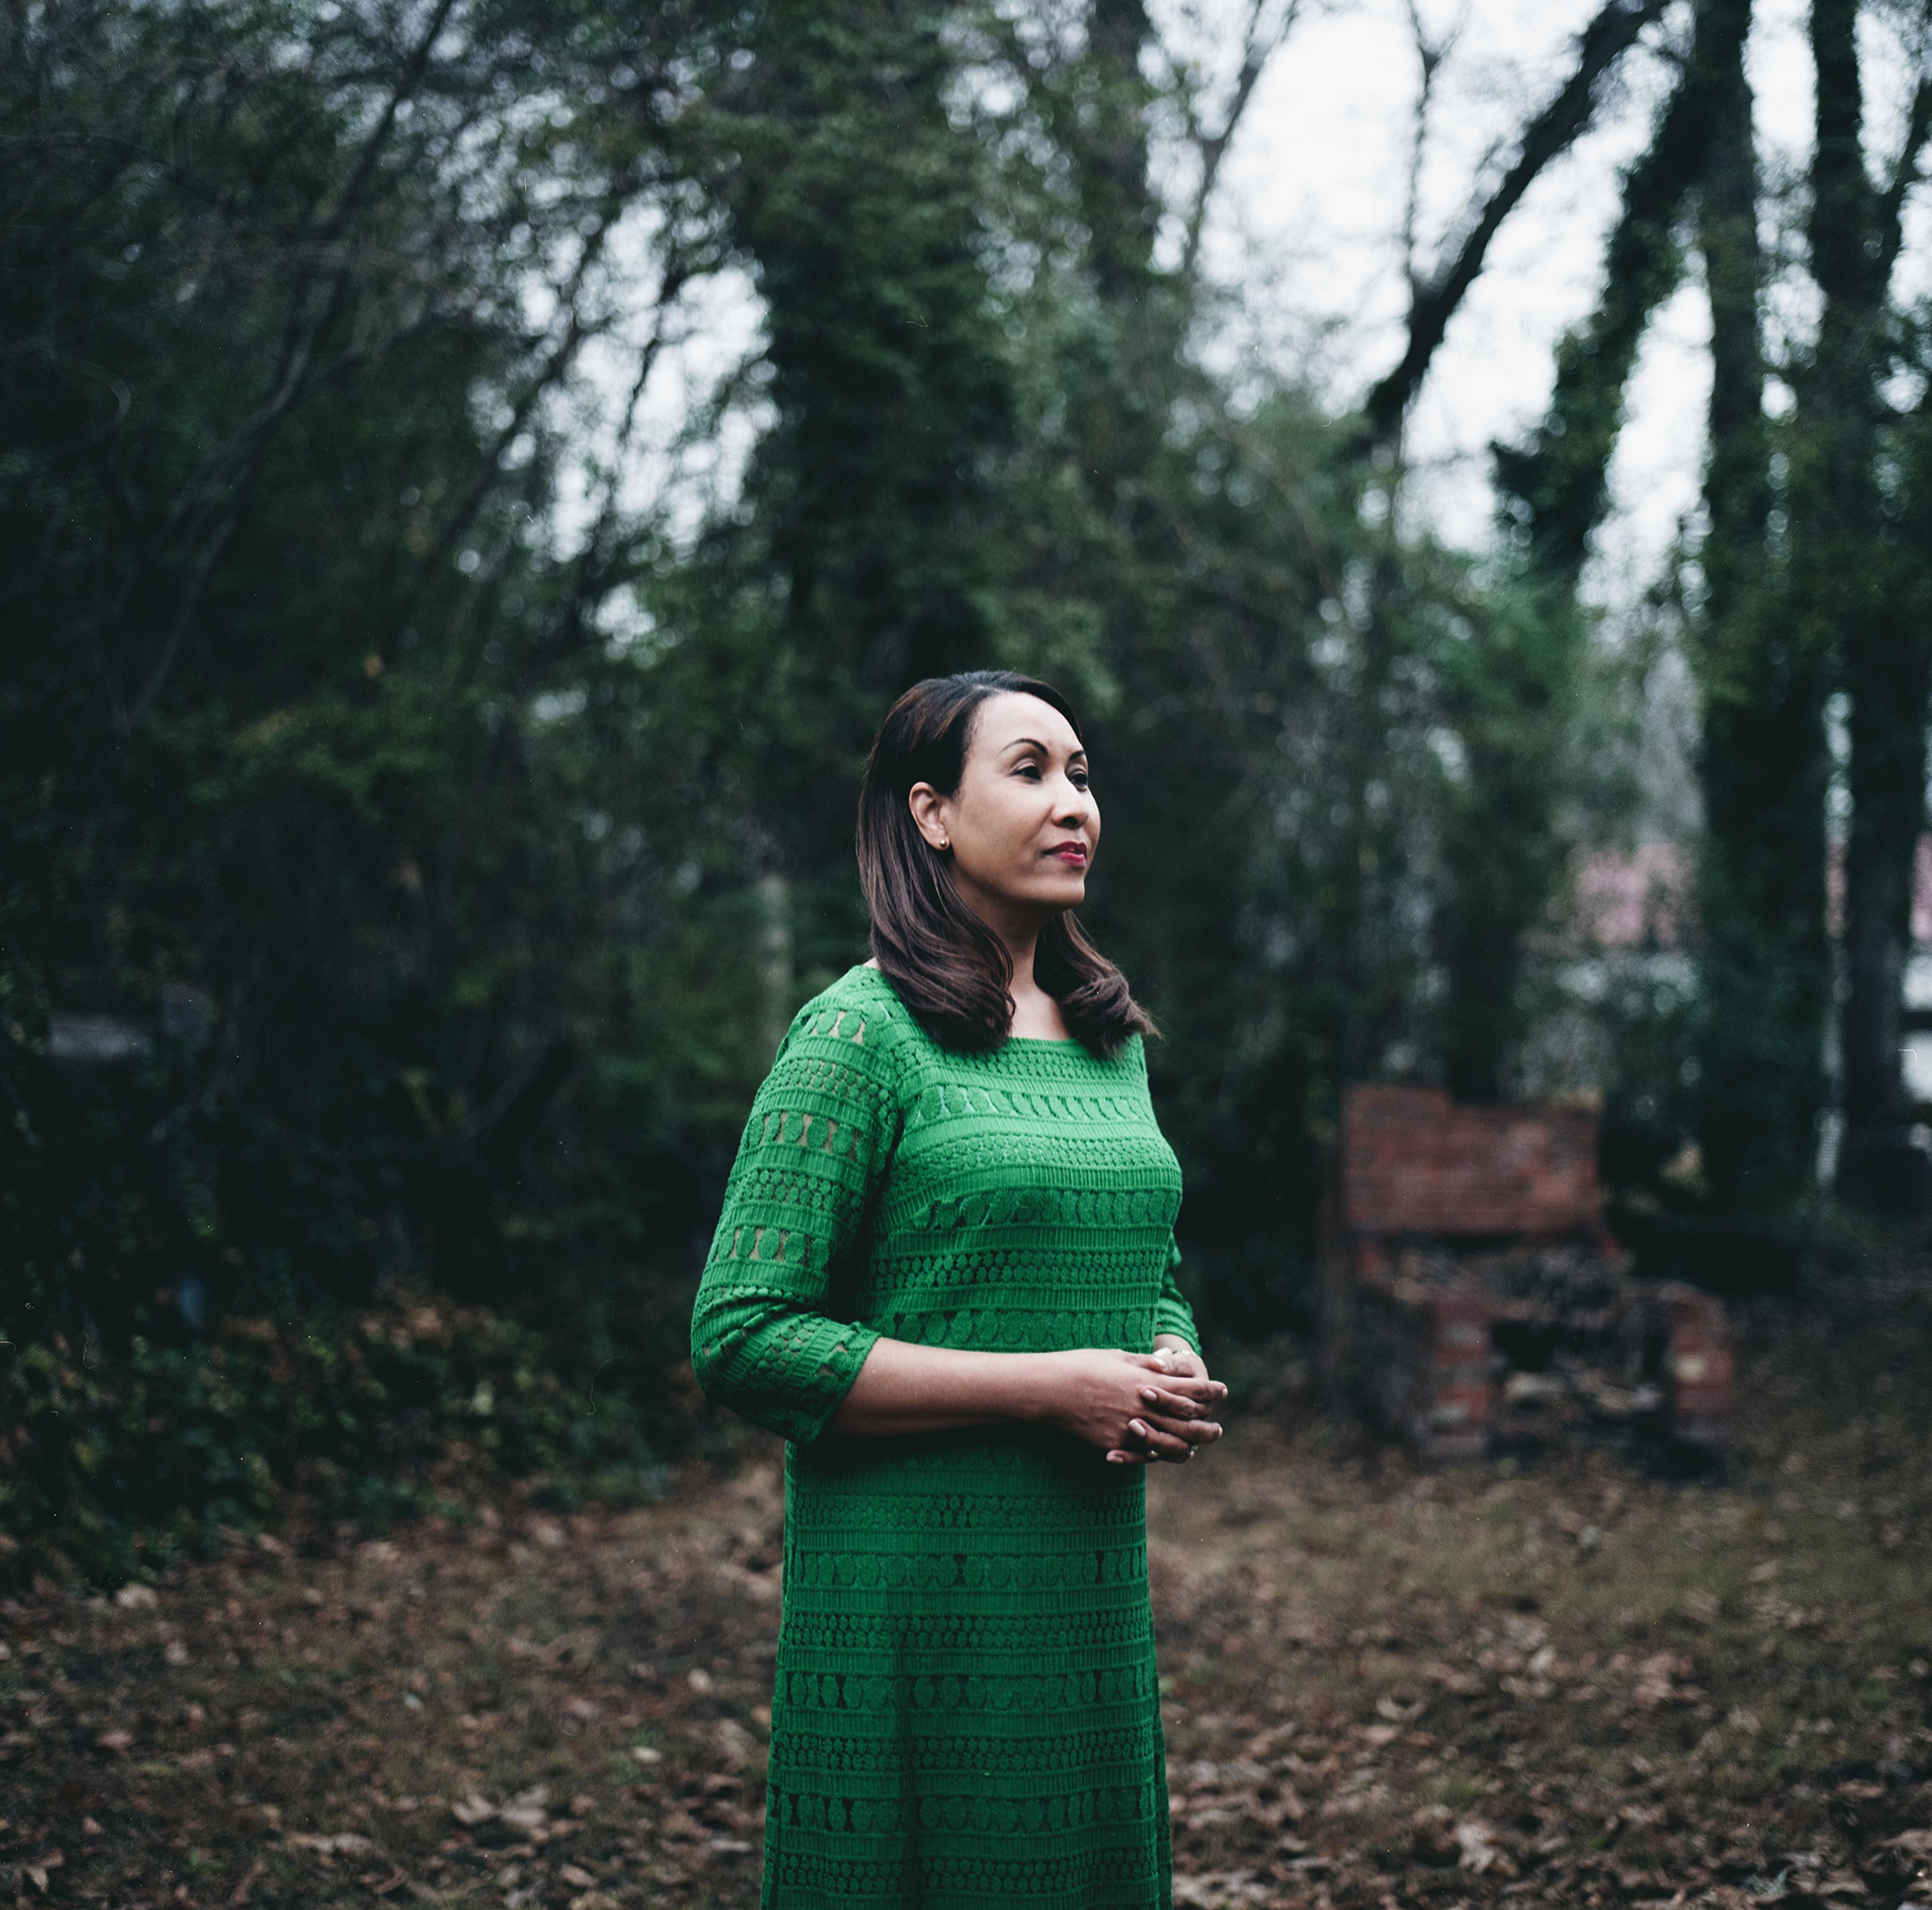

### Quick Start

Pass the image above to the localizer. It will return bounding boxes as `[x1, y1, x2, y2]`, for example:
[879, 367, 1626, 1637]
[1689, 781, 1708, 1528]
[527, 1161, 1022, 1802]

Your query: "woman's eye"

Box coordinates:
[1012, 761, 1090, 789]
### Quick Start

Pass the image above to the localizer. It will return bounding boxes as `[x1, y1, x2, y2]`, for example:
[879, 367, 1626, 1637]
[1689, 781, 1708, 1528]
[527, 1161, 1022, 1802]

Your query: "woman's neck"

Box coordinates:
[994, 923, 1071, 1042]
[865, 915, 1074, 1035]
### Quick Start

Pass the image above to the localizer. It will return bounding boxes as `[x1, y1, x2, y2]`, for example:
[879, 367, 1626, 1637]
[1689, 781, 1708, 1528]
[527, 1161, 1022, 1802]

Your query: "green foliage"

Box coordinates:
[2, 0, 1674, 1569]
[0, 1297, 664, 1588]
[0, 0, 754, 1571]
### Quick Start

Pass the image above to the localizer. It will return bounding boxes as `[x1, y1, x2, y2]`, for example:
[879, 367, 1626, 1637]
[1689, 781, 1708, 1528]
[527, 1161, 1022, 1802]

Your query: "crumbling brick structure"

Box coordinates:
[1320, 1084, 1732, 1464]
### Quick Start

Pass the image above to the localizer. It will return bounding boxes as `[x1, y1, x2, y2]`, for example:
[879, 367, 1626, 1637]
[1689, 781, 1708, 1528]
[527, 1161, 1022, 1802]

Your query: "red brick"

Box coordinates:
[1321, 1083, 1739, 1465]
[1338, 1085, 1604, 1239]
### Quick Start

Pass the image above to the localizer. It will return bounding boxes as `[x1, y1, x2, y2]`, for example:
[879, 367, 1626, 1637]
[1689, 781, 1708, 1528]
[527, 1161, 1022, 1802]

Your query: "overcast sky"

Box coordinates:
[1182, 0, 1932, 605]
[578, 0, 1932, 632]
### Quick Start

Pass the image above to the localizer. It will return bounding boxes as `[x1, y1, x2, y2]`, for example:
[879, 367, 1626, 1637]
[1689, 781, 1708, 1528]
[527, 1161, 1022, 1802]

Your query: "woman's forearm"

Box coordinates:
[826, 1337, 1057, 1437]
[825, 1336, 1227, 1464]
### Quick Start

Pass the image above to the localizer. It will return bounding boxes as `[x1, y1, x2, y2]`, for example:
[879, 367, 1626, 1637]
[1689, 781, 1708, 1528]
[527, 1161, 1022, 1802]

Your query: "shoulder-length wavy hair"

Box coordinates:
[855, 670, 1155, 1058]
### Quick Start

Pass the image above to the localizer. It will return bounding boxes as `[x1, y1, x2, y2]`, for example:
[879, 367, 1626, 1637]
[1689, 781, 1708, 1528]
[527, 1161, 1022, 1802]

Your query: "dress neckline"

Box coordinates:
[846, 964, 1091, 1053]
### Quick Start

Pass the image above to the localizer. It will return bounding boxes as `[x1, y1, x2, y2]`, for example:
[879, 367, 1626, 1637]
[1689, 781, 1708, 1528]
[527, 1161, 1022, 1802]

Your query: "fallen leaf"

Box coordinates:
[1456, 1821, 1500, 1872]
[500, 1784, 549, 1833]
[1172, 1872, 1272, 1905]
[450, 1793, 495, 1826]
[94, 1729, 132, 1755]
[115, 1584, 159, 1611]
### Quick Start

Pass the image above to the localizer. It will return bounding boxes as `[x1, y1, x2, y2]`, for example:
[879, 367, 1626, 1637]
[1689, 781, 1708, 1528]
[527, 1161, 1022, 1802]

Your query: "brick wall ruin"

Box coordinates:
[1319, 1085, 1733, 1465]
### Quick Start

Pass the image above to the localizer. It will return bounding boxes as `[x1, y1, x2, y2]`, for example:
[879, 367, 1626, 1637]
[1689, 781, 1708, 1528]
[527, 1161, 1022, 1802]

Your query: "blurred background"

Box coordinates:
[7, 0, 1932, 1581]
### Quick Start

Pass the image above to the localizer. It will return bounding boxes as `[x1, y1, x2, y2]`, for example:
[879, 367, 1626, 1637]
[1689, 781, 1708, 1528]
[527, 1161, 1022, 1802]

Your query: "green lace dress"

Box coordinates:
[690, 964, 1197, 1909]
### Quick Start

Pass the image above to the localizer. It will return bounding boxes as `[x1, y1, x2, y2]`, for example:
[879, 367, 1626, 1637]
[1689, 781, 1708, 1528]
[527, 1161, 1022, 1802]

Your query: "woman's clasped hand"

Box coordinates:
[1045, 1345, 1226, 1466]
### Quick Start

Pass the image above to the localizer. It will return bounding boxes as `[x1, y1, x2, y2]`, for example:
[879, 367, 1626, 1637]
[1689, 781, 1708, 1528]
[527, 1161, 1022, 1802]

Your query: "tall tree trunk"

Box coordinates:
[1395, 3, 1675, 1097]
[708, 0, 1018, 968]
[1494, 5, 1744, 585]
[1432, 595, 1576, 1102]
[1802, 0, 1932, 1178]
[1693, 0, 1832, 1212]
[1059, 0, 1182, 504]
[1841, 588, 1931, 1156]
[1080, 0, 1159, 310]
[1438, 16, 1720, 1102]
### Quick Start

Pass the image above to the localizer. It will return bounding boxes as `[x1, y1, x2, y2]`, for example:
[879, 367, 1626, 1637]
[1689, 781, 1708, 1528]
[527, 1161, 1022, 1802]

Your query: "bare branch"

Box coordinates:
[418, 236, 620, 579]
[1362, 0, 1674, 450]
[125, 515, 241, 730]
[1877, 11, 1932, 285]
[554, 261, 697, 610]
[312, 0, 462, 249]
[111, 0, 477, 732]
[1398, 1, 1459, 337]
[1179, 0, 1305, 282]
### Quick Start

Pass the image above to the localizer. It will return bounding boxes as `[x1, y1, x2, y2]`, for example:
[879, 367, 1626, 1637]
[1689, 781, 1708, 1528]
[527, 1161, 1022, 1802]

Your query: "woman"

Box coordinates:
[690, 670, 1225, 1909]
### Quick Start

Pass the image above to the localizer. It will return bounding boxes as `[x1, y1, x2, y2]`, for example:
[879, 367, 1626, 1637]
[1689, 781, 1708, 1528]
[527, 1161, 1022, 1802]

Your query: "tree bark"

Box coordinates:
[1804, 0, 1932, 1172]
[1693, 0, 1833, 1211]
[1081, 0, 1160, 308]
[1437, 10, 1713, 1100]
[1493, 10, 1742, 584]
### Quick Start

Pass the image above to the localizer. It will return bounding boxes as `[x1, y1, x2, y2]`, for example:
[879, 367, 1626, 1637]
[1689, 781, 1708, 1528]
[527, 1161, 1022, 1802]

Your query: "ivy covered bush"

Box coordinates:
[0, 1302, 674, 1588]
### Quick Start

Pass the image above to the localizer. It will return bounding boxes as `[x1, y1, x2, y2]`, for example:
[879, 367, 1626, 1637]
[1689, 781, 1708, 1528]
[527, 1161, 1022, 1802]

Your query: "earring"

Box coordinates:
[937, 837, 949, 850]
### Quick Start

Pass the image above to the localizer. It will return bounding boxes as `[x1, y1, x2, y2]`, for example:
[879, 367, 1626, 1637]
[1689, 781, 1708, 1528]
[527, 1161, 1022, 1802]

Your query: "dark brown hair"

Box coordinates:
[855, 670, 1156, 1058]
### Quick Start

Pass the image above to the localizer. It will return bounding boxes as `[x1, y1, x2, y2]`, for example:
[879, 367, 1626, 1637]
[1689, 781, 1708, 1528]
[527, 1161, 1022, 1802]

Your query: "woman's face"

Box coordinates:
[909, 692, 1099, 928]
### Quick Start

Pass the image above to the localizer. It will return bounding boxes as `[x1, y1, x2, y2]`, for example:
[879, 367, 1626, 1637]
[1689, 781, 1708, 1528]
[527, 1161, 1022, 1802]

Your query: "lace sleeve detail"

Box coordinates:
[1153, 1231, 1200, 1353]
[689, 995, 906, 1443]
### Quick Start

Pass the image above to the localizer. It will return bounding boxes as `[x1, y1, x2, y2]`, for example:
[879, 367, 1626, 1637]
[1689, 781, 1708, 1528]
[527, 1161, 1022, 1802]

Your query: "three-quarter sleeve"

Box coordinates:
[689, 999, 905, 1444]
[1153, 1232, 1201, 1354]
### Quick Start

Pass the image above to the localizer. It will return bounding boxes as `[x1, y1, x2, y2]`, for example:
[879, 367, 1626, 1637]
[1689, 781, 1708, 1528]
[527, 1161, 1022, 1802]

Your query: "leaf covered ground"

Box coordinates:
[4, 1282, 1930, 1910]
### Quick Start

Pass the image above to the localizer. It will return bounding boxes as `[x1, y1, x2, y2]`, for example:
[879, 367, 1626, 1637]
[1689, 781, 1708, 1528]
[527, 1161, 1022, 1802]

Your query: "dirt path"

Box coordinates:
[4, 1296, 1931, 1908]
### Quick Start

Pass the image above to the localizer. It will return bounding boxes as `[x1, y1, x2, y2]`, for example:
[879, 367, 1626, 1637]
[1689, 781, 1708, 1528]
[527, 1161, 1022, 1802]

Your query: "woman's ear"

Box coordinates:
[907, 783, 951, 852]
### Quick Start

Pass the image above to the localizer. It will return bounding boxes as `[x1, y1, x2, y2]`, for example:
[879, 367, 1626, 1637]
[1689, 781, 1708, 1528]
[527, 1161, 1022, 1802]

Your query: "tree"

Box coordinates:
[0, 0, 758, 1566]
[1799, 0, 1932, 1185]
[1363, 0, 1679, 1098]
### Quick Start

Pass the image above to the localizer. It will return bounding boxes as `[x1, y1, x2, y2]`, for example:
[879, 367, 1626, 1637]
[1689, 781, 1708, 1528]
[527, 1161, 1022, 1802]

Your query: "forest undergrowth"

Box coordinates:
[3, 1282, 1929, 1910]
